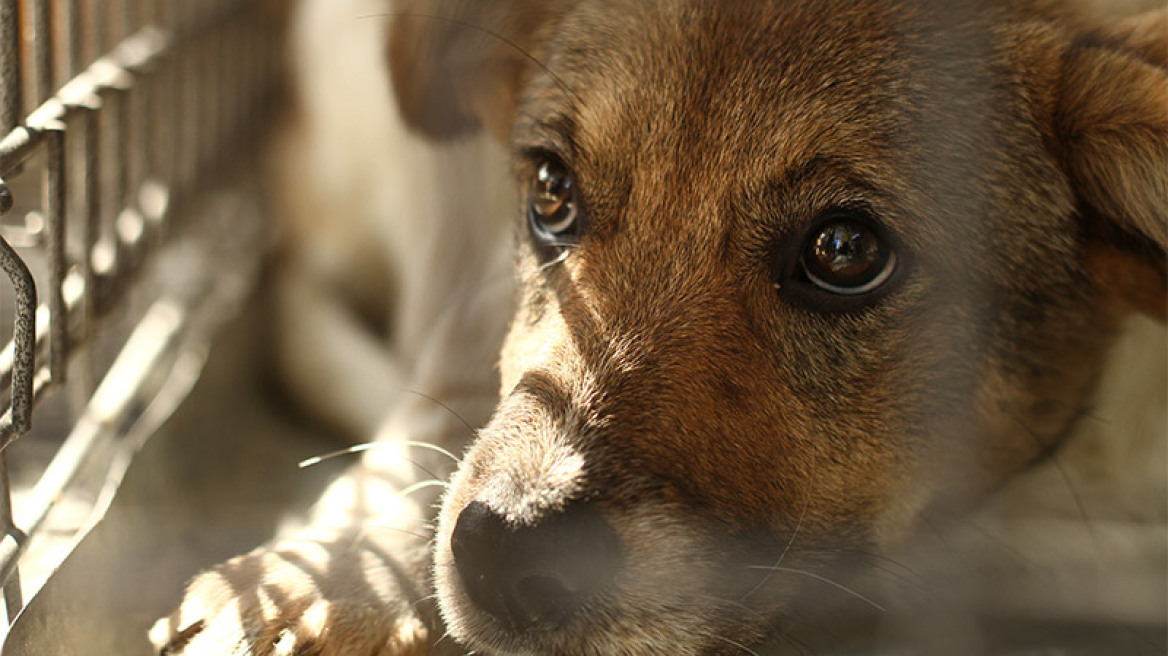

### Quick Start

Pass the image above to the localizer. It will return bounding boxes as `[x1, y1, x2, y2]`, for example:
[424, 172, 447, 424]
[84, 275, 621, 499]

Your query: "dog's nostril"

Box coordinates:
[515, 572, 578, 602]
[451, 500, 621, 630]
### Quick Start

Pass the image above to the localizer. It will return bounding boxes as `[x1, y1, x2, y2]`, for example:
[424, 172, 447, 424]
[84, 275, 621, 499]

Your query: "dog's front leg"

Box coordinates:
[148, 393, 488, 656]
[150, 153, 513, 656]
[149, 531, 435, 656]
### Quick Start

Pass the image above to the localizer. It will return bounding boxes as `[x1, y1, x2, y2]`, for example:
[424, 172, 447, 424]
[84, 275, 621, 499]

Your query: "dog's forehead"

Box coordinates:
[519, 0, 915, 207]
[511, 0, 1022, 265]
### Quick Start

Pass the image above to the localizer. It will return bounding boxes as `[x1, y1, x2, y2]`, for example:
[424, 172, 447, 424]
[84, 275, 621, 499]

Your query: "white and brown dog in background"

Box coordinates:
[153, 0, 1167, 654]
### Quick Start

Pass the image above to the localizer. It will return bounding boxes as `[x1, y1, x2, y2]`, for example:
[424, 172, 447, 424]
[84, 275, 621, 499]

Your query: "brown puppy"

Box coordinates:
[154, 0, 1167, 654]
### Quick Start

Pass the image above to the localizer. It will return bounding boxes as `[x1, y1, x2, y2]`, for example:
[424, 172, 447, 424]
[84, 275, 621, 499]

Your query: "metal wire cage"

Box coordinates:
[0, 0, 279, 636]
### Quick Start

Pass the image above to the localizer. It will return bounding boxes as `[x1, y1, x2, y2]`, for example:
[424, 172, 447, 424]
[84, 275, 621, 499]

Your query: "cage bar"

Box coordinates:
[42, 127, 66, 384]
[0, 0, 277, 624]
[0, 0, 20, 135]
[28, 0, 54, 106]
[0, 452, 21, 621]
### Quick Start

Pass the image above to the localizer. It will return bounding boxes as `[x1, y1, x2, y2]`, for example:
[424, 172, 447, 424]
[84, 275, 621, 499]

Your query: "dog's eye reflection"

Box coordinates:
[800, 218, 897, 295]
[529, 159, 581, 241]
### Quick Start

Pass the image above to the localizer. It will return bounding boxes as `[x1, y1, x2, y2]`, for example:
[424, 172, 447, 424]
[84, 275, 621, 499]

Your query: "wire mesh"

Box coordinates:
[0, 0, 277, 624]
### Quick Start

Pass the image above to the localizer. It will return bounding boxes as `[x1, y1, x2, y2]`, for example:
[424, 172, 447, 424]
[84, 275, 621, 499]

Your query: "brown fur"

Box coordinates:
[395, 1, 1167, 653]
[155, 1, 1167, 654]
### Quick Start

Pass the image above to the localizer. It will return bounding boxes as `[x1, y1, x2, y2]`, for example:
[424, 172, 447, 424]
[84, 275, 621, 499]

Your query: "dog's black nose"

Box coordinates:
[451, 500, 621, 630]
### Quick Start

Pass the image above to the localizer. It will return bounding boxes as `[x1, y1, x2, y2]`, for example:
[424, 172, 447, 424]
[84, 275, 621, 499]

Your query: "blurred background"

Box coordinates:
[0, 1, 352, 652]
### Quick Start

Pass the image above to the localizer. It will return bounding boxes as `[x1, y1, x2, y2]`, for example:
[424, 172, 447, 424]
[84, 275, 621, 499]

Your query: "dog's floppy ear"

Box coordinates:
[1052, 8, 1168, 317]
[387, 0, 566, 141]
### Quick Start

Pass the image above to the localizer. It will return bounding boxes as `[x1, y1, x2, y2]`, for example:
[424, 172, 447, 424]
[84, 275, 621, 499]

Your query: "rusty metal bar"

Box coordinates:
[59, 0, 80, 79]
[0, 127, 41, 177]
[96, 70, 130, 278]
[42, 127, 65, 384]
[0, 452, 22, 621]
[115, 0, 128, 43]
[177, 38, 194, 195]
[0, 456, 19, 607]
[77, 93, 97, 333]
[0, 186, 29, 624]
[0, 226, 37, 624]
[142, 38, 170, 237]
[0, 0, 20, 135]
[28, 0, 54, 105]
[0, 232, 36, 446]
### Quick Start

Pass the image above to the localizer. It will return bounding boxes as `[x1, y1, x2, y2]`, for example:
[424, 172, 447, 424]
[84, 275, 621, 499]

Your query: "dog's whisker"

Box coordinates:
[712, 633, 763, 656]
[741, 467, 816, 601]
[687, 589, 769, 623]
[399, 457, 444, 488]
[852, 552, 929, 590]
[798, 547, 930, 593]
[401, 389, 479, 443]
[408, 592, 444, 615]
[299, 440, 462, 469]
[362, 524, 434, 542]
[1008, 408, 1107, 556]
[1022, 396, 1112, 428]
[522, 247, 574, 275]
[945, 515, 1038, 569]
[771, 629, 819, 656]
[400, 439, 462, 464]
[367, 515, 436, 530]
[433, 629, 458, 648]
[398, 479, 449, 498]
[943, 514, 1162, 656]
[299, 443, 381, 468]
[746, 565, 887, 613]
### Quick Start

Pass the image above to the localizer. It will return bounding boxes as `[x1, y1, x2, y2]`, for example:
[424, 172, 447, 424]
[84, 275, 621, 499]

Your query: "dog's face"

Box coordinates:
[391, 1, 1167, 654]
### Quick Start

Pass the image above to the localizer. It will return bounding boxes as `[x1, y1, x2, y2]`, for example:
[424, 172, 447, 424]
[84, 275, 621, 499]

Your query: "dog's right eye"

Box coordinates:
[799, 217, 897, 295]
[774, 208, 903, 312]
[528, 159, 583, 246]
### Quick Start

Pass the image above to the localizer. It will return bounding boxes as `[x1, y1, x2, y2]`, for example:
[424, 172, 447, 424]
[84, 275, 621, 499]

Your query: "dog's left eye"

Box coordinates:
[529, 159, 582, 243]
[799, 216, 897, 295]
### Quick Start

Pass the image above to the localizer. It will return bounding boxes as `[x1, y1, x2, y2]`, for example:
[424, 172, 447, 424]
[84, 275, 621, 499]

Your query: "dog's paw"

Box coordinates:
[150, 533, 433, 656]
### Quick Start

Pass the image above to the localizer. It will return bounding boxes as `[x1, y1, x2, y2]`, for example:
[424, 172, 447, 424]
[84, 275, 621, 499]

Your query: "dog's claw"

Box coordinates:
[158, 620, 205, 656]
